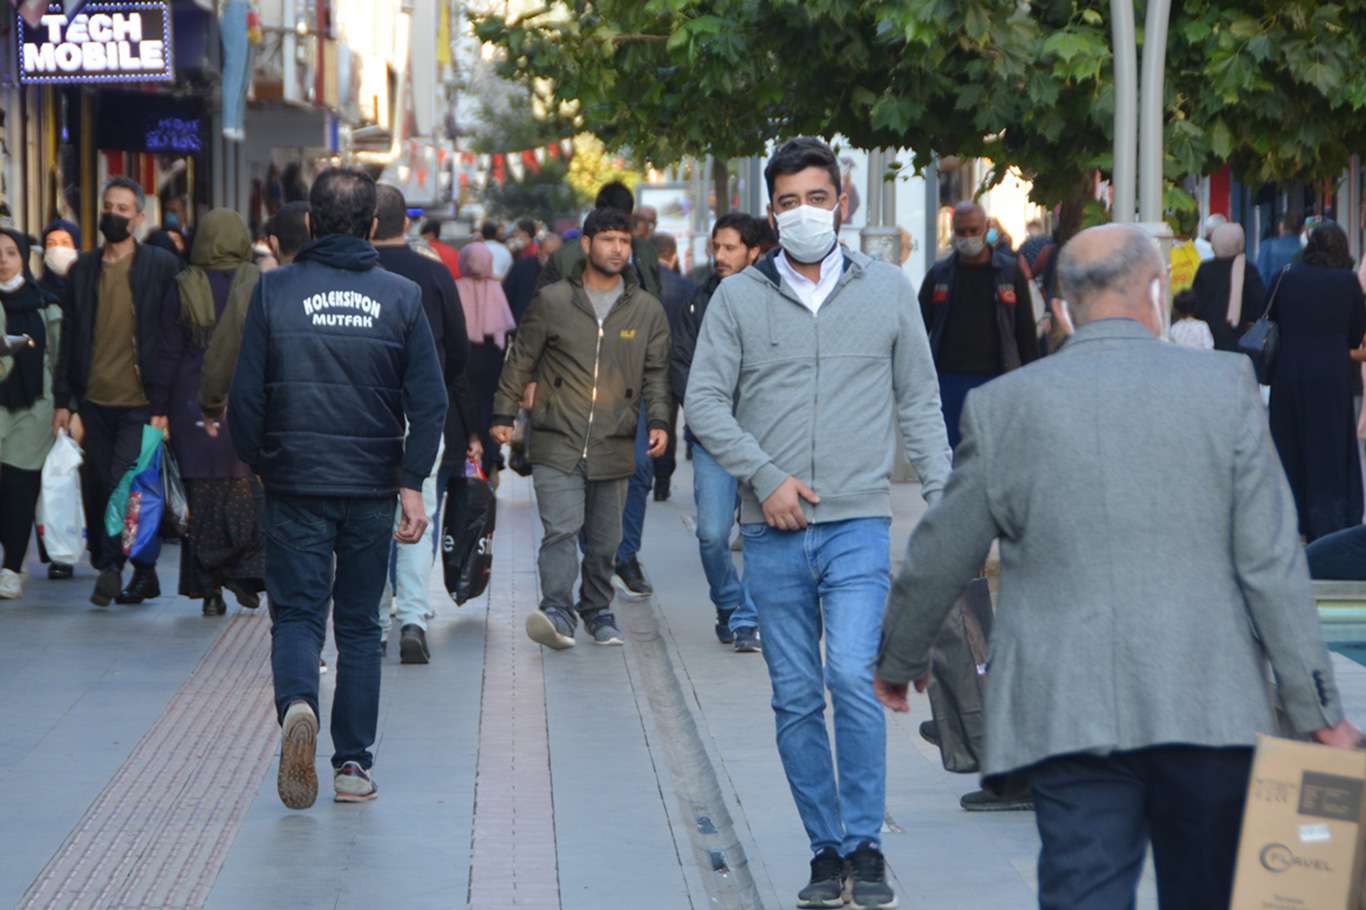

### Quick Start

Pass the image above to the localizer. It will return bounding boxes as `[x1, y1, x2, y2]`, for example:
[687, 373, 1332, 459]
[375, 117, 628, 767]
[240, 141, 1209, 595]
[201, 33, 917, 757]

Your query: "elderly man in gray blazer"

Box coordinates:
[875, 223, 1360, 910]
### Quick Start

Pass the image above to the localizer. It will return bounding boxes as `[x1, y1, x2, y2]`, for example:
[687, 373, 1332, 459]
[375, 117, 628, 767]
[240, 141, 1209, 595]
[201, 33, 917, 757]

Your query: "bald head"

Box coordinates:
[1057, 224, 1165, 332]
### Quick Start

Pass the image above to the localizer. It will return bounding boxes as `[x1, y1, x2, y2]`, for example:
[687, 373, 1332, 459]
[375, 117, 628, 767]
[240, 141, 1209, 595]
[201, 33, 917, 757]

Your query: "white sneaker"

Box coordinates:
[334, 761, 378, 802]
[0, 568, 23, 599]
[277, 701, 319, 810]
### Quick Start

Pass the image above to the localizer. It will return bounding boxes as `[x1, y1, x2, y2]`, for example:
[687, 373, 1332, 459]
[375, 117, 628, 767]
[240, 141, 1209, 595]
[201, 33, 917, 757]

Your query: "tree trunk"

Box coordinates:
[713, 159, 731, 217]
[1057, 173, 1093, 244]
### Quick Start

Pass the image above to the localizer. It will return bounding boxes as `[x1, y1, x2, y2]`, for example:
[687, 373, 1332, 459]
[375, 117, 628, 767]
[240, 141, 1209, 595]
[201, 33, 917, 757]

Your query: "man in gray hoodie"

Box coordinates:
[686, 137, 951, 910]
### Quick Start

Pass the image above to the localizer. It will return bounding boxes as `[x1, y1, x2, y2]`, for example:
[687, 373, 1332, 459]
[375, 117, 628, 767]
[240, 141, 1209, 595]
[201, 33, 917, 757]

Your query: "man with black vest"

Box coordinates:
[52, 176, 181, 607]
[919, 202, 1038, 449]
[228, 168, 447, 810]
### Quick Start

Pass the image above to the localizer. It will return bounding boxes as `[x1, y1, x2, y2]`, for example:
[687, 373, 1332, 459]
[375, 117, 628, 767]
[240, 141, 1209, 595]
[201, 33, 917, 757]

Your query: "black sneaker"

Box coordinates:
[584, 611, 624, 646]
[399, 624, 430, 665]
[47, 562, 74, 580]
[653, 480, 671, 502]
[847, 841, 897, 909]
[797, 847, 846, 908]
[734, 626, 761, 653]
[715, 608, 736, 645]
[919, 720, 940, 748]
[960, 787, 1034, 813]
[90, 568, 122, 606]
[202, 592, 227, 616]
[612, 558, 653, 599]
[224, 580, 261, 610]
[115, 567, 160, 604]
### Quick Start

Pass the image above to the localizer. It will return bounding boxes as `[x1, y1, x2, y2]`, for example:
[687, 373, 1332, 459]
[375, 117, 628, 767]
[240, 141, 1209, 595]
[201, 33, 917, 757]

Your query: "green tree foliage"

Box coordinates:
[476, 1, 1366, 227]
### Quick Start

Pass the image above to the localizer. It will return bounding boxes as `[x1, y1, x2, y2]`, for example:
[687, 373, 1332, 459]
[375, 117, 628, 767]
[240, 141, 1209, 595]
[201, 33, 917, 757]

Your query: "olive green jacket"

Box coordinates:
[492, 262, 672, 480]
[0, 301, 63, 470]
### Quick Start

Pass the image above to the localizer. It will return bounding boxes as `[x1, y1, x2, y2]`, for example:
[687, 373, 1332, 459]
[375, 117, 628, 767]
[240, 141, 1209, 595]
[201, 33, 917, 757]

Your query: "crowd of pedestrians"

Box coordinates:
[6, 133, 1366, 909]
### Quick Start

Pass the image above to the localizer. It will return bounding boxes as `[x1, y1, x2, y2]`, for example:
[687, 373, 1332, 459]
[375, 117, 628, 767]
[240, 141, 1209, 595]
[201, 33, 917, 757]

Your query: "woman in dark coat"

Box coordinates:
[152, 209, 265, 615]
[1191, 222, 1267, 352]
[1268, 221, 1366, 541]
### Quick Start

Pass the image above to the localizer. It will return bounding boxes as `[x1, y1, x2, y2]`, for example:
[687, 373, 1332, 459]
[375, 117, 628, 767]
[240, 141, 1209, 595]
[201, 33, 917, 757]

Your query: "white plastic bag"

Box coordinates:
[37, 431, 85, 565]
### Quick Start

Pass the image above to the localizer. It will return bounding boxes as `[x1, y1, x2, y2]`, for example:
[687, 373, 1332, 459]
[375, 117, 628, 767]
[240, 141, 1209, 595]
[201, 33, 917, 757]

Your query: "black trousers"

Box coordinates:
[468, 343, 505, 476]
[1030, 745, 1252, 910]
[0, 464, 41, 572]
[79, 401, 157, 572]
[652, 402, 679, 487]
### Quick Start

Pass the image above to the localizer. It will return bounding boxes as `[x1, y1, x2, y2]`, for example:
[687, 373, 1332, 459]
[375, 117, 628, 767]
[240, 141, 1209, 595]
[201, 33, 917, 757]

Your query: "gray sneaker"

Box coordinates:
[585, 611, 624, 646]
[526, 608, 576, 649]
[334, 761, 377, 803]
[277, 701, 318, 810]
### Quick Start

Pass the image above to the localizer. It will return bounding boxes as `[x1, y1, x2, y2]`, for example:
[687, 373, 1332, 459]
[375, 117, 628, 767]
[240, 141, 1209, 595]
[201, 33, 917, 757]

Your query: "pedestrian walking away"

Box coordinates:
[919, 201, 1038, 450]
[373, 183, 481, 663]
[650, 232, 695, 503]
[686, 136, 952, 910]
[228, 167, 448, 810]
[670, 212, 762, 651]
[491, 206, 671, 652]
[876, 223, 1361, 910]
[456, 241, 516, 479]
[1191, 221, 1266, 353]
[0, 228, 65, 600]
[153, 208, 266, 618]
[52, 176, 182, 607]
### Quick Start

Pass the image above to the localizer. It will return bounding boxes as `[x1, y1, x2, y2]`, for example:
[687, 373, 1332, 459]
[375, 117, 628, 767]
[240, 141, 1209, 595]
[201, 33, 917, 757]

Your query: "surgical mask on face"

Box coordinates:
[0, 273, 25, 293]
[953, 234, 986, 258]
[775, 205, 838, 264]
[985, 227, 999, 247]
[44, 246, 78, 276]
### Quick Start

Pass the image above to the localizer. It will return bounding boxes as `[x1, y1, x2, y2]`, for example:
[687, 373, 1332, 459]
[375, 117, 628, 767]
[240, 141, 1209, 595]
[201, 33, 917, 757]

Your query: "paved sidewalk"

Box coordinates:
[3, 465, 1366, 908]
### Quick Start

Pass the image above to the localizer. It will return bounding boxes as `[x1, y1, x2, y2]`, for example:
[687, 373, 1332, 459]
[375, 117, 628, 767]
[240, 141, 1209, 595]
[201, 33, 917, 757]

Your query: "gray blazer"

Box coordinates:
[878, 318, 1344, 779]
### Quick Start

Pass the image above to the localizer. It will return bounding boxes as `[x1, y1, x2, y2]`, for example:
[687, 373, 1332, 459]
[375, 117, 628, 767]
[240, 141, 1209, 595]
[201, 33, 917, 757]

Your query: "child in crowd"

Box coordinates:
[1169, 289, 1214, 350]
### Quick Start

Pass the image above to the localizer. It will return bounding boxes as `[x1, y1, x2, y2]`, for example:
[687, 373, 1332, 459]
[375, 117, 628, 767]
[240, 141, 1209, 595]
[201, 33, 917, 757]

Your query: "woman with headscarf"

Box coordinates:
[0, 228, 63, 598]
[457, 241, 517, 476]
[1268, 221, 1366, 542]
[151, 209, 265, 616]
[1191, 221, 1267, 352]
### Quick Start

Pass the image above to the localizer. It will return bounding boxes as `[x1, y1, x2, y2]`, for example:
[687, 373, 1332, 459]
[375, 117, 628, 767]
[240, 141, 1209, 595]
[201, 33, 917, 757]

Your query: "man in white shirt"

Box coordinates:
[479, 221, 514, 280]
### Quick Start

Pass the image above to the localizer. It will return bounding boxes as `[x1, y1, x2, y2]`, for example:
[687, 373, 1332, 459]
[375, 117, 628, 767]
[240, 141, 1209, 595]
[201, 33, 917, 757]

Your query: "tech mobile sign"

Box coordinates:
[17, 2, 173, 85]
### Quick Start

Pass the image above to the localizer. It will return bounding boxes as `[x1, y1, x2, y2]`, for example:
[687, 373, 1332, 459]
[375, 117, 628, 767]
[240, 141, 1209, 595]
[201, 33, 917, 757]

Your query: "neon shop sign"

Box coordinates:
[18, 2, 174, 85]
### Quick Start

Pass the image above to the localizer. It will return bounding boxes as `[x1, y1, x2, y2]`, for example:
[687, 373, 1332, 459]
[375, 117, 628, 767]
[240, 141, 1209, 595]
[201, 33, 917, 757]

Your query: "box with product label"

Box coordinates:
[1231, 735, 1366, 910]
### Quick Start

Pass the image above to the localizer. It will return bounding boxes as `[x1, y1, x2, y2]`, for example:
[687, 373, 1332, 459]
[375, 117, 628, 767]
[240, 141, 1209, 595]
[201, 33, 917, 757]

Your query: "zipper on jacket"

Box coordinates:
[582, 320, 605, 459]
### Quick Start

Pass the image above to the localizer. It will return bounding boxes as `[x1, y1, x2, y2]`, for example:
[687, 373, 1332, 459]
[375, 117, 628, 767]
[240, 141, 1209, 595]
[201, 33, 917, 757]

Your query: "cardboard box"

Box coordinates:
[1232, 735, 1366, 910]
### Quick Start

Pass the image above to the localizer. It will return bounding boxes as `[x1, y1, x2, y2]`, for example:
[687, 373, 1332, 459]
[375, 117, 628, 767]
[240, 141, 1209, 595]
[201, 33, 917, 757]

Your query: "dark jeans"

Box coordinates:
[938, 372, 996, 451]
[266, 493, 393, 770]
[1030, 746, 1252, 910]
[616, 407, 653, 564]
[79, 401, 160, 572]
[652, 402, 679, 488]
[0, 464, 40, 572]
[1306, 524, 1366, 580]
[469, 343, 505, 476]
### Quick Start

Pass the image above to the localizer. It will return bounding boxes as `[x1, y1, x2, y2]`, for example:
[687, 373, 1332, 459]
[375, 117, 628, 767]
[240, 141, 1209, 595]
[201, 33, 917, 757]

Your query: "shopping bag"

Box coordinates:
[104, 426, 167, 562]
[160, 448, 190, 537]
[443, 458, 497, 605]
[36, 430, 85, 565]
[104, 425, 164, 542]
[926, 577, 994, 774]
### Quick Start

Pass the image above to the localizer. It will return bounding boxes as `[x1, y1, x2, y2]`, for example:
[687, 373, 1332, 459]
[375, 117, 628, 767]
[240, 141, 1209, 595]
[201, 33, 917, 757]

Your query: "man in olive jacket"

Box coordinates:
[491, 207, 671, 649]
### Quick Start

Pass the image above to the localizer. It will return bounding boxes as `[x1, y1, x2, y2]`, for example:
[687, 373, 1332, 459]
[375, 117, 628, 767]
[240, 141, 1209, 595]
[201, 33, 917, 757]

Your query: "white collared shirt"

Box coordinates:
[774, 245, 843, 315]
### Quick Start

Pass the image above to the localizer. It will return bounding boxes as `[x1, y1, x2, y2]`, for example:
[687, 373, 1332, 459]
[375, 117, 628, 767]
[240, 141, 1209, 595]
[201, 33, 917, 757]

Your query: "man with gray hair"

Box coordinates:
[53, 176, 182, 606]
[876, 223, 1360, 908]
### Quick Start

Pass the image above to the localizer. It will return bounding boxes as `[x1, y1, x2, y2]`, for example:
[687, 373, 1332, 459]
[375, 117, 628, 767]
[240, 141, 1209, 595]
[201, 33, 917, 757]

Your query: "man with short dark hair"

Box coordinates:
[480, 220, 514, 281]
[1257, 212, 1304, 280]
[229, 167, 447, 809]
[919, 201, 1038, 450]
[53, 176, 181, 606]
[267, 201, 311, 266]
[671, 213, 764, 650]
[510, 218, 539, 260]
[877, 222, 1360, 910]
[490, 207, 671, 650]
[419, 219, 461, 280]
[687, 136, 950, 909]
[372, 184, 480, 664]
[632, 207, 657, 241]
[536, 182, 661, 296]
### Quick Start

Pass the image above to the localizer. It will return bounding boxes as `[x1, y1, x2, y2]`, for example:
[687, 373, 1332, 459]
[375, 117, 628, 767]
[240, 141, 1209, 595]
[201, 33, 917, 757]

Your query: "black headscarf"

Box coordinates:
[0, 227, 52, 411]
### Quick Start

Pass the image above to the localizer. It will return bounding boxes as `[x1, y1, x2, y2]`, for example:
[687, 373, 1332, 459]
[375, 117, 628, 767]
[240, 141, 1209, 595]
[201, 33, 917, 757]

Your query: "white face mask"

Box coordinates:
[953, 234, 986, 258]
[775, 205, 838, 264]
[44, 246, 78, 277]
[0, 273, 25, 293]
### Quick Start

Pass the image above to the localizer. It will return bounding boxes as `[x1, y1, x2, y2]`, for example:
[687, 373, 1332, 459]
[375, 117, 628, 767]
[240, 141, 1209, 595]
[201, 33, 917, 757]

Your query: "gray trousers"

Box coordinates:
[532, 462, 628, 619]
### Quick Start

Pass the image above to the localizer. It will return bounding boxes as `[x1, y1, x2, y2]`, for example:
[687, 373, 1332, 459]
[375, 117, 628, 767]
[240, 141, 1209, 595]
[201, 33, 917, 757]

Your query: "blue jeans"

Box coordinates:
[740, 517, 891, 855]
[267, 494, 393, 770]
[938, 372, 996, 451]
[692, 443, 757, 630]
[615, 407, 653, 564]
[1306, 524, 1366, 580]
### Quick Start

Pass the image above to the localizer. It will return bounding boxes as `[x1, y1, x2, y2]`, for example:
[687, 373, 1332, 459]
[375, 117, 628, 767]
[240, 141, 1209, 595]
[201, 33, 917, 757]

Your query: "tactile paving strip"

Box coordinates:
[466, 474, 562, 908]
[20, 611, 276, 910]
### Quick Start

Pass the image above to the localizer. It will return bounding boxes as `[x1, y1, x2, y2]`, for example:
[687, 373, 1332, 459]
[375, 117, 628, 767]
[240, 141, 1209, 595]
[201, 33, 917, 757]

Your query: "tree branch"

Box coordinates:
[612, 33, 670, 45]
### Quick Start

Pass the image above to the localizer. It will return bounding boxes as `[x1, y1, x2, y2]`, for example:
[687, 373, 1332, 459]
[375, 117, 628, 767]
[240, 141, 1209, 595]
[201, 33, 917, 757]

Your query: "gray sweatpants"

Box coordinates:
[531, 462, 628, 620]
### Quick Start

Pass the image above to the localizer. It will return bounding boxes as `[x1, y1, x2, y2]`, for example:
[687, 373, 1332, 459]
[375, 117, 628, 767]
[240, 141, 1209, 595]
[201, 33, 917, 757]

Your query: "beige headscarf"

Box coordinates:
[1210, 222, 1246, 328]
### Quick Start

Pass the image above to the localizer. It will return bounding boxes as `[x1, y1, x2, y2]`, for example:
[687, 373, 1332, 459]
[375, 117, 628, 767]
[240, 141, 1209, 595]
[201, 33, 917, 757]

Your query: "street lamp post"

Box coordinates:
[1138, 0, 1172, 223]
[1110, 0, 1138, 223]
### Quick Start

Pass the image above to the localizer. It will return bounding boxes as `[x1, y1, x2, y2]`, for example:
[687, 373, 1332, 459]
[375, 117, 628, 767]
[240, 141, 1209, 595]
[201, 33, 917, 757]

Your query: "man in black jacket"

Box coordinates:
[52, 176, 182, 607]
[372, 184, 480, 665]
[669, 212, 763, 651]
[228, 168, 447, 810]
[650, 233, 694, 501]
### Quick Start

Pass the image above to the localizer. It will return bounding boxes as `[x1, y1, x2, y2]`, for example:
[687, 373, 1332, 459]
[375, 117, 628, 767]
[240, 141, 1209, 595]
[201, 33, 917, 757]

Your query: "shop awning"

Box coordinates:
[12, 0, 90, 28]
